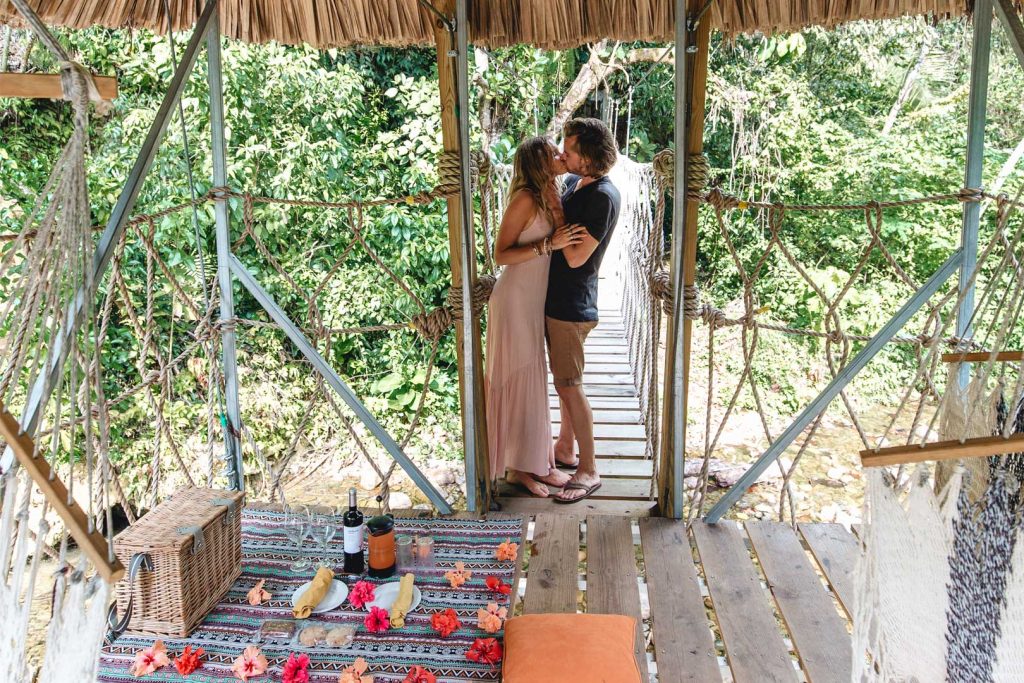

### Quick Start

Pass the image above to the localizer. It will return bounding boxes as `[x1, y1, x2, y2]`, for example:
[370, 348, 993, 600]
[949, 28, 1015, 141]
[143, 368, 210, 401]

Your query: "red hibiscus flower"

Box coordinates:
[402, 665, 437, 683]
[430, 608, 462, 637]
[485, 576, 511, 595]
[466, 637, 503, 669]
[364, 606, 391, 634]
[348, 580, 376, 610]
[173, 645, 204, 676]
[282, 652, 310, 683]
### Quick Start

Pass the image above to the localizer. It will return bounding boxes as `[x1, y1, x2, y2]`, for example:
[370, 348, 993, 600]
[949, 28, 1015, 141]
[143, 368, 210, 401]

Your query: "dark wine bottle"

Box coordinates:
[342, 487, 365, 574]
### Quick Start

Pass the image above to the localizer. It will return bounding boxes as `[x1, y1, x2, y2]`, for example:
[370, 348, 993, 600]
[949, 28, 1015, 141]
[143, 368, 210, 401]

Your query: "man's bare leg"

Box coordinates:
[554, 384, 599, 501]
[554, 398, 578, 467]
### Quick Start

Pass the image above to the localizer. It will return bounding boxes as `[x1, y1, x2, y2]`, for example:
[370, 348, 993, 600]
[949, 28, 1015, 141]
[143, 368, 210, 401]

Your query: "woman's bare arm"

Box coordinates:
[494, 191, 583, 266]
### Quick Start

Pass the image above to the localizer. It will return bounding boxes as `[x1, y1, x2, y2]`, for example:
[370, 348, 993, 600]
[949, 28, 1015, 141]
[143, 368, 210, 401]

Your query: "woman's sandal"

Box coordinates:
[553, 480, 602, 504]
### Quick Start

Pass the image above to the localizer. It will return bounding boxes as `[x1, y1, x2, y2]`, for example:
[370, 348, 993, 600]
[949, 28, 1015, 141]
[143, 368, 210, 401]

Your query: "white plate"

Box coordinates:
[291, 578, 349, 614]
[366, 582, 422, 614]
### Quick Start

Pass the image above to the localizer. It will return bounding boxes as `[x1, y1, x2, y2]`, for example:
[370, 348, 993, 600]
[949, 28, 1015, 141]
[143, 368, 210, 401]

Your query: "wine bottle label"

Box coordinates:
[343, 525, 364, 554]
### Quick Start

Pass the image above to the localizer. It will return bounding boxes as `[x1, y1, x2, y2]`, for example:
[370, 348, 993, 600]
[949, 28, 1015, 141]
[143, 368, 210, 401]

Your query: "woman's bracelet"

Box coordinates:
[532, 240, 543, 256]
[543, 237, 552, 256]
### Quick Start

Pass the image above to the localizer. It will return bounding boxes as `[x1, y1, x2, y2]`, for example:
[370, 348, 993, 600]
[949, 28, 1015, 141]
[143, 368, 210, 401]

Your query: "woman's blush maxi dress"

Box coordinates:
[486, 210, 555, 479]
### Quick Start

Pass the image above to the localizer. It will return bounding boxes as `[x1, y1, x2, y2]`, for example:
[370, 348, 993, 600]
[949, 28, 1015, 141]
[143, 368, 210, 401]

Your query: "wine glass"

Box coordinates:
[310, 510, 337, 569]
[284, 505, 311, 572]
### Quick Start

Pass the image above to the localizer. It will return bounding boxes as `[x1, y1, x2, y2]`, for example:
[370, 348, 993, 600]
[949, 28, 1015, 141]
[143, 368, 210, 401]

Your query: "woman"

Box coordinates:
[486, 137, 587, 497]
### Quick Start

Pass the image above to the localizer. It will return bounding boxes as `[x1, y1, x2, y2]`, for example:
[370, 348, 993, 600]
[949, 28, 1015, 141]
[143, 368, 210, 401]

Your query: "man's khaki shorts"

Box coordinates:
[546, 317, 598, 387]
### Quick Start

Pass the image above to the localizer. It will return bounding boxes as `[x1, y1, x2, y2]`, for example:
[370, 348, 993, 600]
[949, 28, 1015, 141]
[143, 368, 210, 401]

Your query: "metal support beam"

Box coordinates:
[956, 0, 992, 388]
[207, 10, 245, 491]
[705, 250, 964, 523]
[453, 0, 483, 514]
[228, 255, 454, 514]
[994, 0, 1024, 72]
[1, 0, 219, 473]
[663, 0, 691, 520]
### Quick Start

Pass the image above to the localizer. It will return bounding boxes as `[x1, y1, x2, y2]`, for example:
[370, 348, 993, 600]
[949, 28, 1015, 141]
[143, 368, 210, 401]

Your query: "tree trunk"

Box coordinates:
[543, 43, 673, 137]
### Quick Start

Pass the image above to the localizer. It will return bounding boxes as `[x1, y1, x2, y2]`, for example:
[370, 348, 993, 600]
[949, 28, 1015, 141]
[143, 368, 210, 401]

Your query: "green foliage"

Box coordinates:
[4, 14, 1024, 490]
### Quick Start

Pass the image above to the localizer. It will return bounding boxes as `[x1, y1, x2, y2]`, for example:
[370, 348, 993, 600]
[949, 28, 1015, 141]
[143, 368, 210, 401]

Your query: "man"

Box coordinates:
[547, 118, 621, 503]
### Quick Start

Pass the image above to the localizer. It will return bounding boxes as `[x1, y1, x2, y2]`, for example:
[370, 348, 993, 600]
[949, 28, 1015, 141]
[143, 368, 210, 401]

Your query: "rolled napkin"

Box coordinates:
[293, 566, 334, 619]
[389, 573, 416, 628]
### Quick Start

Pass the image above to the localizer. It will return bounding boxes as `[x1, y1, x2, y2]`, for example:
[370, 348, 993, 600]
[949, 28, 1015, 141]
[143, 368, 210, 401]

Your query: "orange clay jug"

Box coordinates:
[366, 514, 396, 578]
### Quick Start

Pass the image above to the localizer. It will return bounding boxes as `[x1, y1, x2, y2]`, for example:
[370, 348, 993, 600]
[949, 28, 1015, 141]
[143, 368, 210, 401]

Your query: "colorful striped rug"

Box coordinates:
[98, 510, 525, 682]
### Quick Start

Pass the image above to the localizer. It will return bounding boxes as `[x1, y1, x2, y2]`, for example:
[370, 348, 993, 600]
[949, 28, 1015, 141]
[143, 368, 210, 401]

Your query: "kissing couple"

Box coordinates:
[485, 117, 621, 503]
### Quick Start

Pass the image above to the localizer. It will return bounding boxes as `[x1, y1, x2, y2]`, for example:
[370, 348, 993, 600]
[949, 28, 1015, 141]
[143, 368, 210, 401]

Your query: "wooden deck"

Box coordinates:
[496, 305, 657, 516]
[504, 513, 859, 682]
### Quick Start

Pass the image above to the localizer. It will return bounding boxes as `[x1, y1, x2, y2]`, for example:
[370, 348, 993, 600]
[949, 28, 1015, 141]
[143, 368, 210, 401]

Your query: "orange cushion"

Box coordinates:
[502, 613, 641, 683]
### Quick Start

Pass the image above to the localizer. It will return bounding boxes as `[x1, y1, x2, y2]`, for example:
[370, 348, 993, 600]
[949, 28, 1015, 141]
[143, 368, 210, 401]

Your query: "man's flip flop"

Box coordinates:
[555, 457, 579, 469]
[553, 481, 602, 504]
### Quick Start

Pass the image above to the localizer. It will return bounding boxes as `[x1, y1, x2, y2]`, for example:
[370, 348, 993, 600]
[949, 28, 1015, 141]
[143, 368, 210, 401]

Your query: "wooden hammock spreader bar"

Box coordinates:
[0, 401, 125, 583]
[860, 433, 1024, 468]
[0, 73, 117, 100]
[941, 351, 1024, 363]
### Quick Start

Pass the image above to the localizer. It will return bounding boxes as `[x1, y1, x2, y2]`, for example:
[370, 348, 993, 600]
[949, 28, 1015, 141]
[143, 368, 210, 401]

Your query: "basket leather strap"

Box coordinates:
[176, 525, 205, 554]
[105, 552, 152, 644]
[212, 497, 237, 526]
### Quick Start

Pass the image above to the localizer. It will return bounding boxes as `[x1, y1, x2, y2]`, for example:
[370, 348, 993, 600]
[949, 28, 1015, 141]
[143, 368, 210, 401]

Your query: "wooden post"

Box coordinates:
[0, 403, 125, 583]
[432, 1, 491, 514]
[658, 4, 712, 518]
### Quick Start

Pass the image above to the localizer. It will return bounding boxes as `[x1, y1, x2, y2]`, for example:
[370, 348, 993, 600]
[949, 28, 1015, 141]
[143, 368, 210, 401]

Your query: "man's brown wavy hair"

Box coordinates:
[563, 118, 617, 177]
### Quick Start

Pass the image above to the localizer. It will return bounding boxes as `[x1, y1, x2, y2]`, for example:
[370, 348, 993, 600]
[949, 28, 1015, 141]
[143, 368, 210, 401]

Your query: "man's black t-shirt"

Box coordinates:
[545, 174, 621, 322]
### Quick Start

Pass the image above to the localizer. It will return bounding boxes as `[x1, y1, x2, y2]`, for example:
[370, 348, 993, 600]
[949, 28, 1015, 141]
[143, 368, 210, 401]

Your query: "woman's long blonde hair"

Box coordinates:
[507, 136, 561, 226]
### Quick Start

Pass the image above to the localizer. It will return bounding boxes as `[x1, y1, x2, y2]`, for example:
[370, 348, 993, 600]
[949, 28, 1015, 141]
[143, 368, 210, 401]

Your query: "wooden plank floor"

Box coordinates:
[499, 513, 859, 683]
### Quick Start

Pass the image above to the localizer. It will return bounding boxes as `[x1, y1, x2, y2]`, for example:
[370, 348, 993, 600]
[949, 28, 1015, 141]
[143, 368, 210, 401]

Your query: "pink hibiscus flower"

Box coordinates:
[348, 580, 376, 610]
[283, 652, 310, 683]
[232, 645, 268, 681]
[364, 606, 390, 634]
[131, 640, 170, 677]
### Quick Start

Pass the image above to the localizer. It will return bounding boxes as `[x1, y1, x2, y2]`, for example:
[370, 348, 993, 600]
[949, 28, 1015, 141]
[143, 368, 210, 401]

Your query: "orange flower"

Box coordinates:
[131, 640, 170, 677]
[173, 645, 204, 676]
[430, 608, 462, 637]
[476, 602, 507, 634]
[495, 540, 518, 562]
[246, 579, 272, 606]
[232, 645, 268, 681]
[338, 657, 374, 683]
[444, 561, 472, 588]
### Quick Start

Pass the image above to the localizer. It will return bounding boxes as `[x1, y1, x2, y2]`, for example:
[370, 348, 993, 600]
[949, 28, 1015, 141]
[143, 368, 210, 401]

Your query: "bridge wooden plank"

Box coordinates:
[798, 523, 859, 620]
[547, 373, 634, 385]
[692, 521, 796, 683]
[495, 497, 657, 517]
[552, 422, 646, 439]
[548, 384, 636, 397]
[587, 515, 649, 679]
[523, 513, 580, 614]
[746, 522, 851, 683]
[497, 477, 652, 500]
[639, 518, 722, 682]
[548, 397, 642, 410]
[551, 408, 642, 423]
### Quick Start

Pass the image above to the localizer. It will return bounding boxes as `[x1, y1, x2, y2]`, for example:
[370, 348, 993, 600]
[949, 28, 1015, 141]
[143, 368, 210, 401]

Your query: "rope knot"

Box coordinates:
[826, 328, 845, 344]
[651, 150, 710, 199]
[958, 187, 984, 203]
[435, 151, 491, 197]
[705, 188, 740, 212]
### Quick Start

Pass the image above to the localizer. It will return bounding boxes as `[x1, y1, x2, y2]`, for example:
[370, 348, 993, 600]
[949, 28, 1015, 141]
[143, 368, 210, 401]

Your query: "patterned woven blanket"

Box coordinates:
[98, 509, 525, 682]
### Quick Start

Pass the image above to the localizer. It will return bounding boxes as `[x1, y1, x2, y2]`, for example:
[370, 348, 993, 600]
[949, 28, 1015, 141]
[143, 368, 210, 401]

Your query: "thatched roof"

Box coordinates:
[0, 0, 968, 49]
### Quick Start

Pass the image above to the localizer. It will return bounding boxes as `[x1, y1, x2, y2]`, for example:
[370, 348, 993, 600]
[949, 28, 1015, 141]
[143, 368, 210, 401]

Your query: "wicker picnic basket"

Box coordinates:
[112, 487, 245, 638]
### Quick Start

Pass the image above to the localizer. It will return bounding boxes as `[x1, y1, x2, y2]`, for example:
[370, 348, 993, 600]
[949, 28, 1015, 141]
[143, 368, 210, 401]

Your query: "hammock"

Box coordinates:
[0, 1, 115, 681]
[856, 188, 1024, 681]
